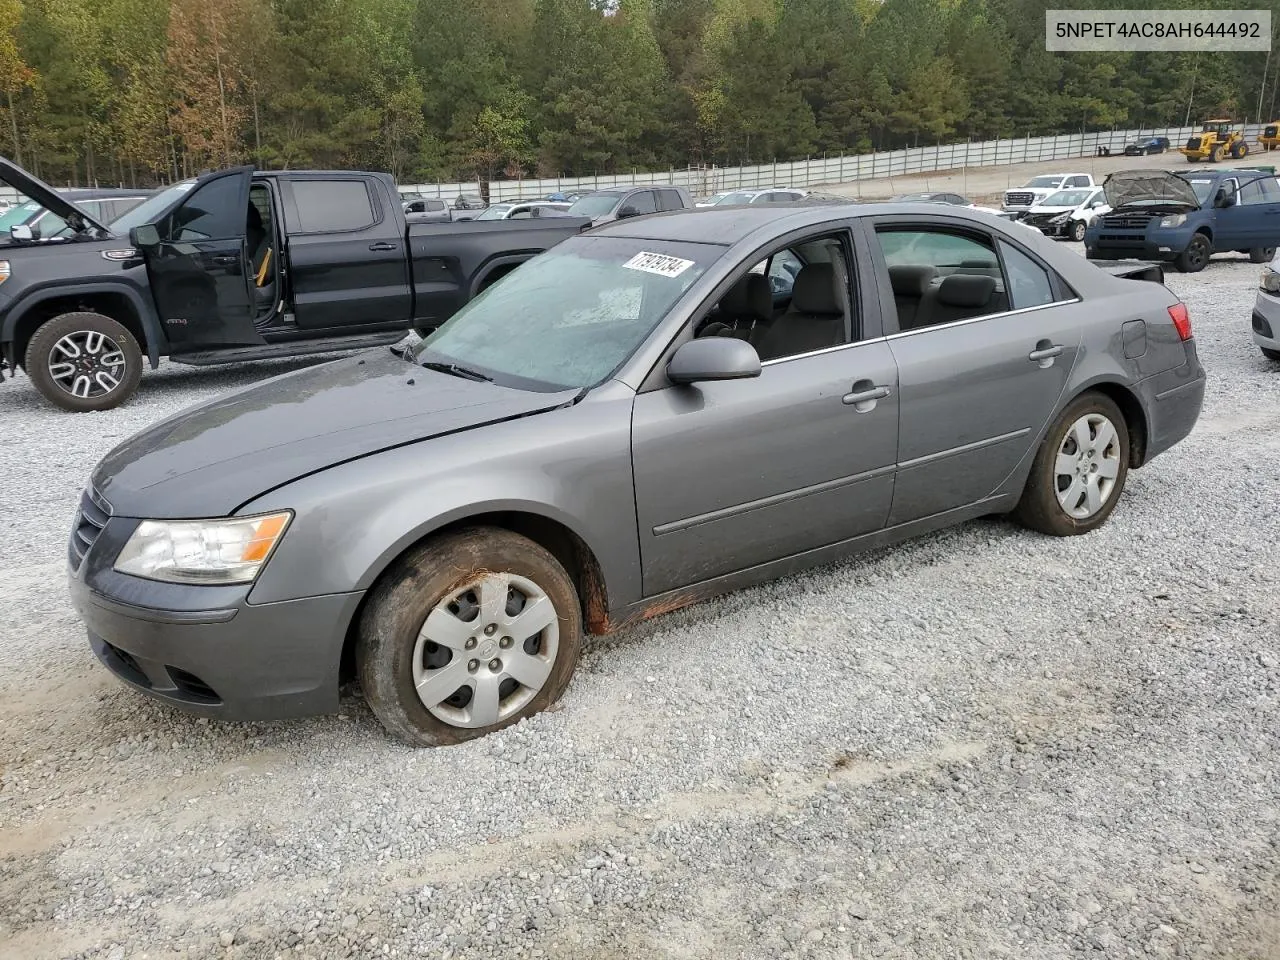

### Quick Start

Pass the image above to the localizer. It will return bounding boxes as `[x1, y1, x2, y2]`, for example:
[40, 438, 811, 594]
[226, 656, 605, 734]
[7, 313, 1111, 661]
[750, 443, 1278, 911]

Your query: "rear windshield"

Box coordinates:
[416, 236, 724, 390]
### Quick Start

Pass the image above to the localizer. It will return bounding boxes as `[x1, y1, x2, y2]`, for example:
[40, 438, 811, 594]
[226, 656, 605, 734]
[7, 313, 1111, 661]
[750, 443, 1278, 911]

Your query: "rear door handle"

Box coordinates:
[842, 384, 891, 411]
[1028, 343, 1064, 366]
[369, 241, 397, 251]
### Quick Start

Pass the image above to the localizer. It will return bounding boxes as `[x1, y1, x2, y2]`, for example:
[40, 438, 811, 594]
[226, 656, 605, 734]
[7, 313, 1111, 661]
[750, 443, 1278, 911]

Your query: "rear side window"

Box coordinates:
[290, 180, 376, 232]
[657, 189, 683, 211]
[998, 241, 1056, 309]
[425, 199, 446, 211]
[1239, 178, 1280, 204]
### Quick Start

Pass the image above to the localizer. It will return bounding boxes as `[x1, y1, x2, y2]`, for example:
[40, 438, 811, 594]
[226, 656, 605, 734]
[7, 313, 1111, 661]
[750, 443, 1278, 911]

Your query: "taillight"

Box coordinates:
[1168, 302, 1192, 341]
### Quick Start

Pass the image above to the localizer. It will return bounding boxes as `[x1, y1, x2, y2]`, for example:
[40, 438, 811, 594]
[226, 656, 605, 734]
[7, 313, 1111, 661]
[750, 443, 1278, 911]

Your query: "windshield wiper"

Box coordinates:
[420, 360, 494, 382]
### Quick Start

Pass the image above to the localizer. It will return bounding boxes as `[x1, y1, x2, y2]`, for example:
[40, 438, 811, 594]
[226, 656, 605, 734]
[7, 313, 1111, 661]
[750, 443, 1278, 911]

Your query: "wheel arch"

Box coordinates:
[339, 508, 612, 682]
[3, 284, 163, 371]
[1068, 378, 1149, 468]
[470, 254, 536, 297]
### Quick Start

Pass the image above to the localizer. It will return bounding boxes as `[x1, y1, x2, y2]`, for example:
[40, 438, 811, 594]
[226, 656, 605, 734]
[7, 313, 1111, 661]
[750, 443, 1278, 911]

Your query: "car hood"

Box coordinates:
[1103, 170, 1199, 210]
[92, 350, 581, 518]
[0, 158, 110, 235]
[1025, 203, 1078, 214]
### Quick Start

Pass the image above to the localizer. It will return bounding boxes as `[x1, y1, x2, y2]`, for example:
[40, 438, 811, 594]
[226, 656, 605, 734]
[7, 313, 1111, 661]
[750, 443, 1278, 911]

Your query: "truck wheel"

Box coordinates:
[1249, 247, 1276, 263]
[25, 312, 143, 412]
[1234, 142, 1250, 159]
[357, 527, 583, 747]
[1069, 220, 1087, 242]
[1175, 234, 1212, 273]
[1210, 145, 1225, 162]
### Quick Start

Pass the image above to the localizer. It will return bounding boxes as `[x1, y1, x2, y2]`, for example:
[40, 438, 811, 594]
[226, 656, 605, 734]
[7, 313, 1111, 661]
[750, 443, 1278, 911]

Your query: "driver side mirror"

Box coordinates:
[130, 223, 161, 248]
[616, 204, 639, 219]
[667, 337, 761, 385]
[1215, 188, 1237, 208]
[10, 224, 32, 242]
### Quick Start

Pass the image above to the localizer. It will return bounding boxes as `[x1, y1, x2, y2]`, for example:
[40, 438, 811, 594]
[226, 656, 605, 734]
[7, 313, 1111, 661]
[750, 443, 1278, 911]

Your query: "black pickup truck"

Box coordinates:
[0, 160, 589, 411]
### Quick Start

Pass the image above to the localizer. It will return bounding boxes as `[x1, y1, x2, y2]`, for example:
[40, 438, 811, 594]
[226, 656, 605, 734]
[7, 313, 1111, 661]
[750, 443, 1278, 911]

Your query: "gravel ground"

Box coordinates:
[2, 248, 1279, 960]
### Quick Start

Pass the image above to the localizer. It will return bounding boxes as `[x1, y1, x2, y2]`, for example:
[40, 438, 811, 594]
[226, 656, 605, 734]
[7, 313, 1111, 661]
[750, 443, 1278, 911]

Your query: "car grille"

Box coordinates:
[1005, 191, 1035, 206]
[1022, 213, 1056, 227]
[1186, 136, 1202, 151]
[1101, 214, 1151, 230]
[69, 484, 111, 570]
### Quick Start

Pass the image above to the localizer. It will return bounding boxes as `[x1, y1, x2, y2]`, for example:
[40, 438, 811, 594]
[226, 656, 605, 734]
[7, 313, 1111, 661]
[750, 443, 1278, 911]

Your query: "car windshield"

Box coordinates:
[110, 181, 195, 230]
[702, 193, 729, 204]
[474, 204, 513, 220]
[1041, 190, 1091, 206]
[567, 193, 623, 217]
[415, 236, 722, 390]
[1025, 176, 1064, 188]
[1184, 178, 1216, 204]
[719, 192, 755, 204]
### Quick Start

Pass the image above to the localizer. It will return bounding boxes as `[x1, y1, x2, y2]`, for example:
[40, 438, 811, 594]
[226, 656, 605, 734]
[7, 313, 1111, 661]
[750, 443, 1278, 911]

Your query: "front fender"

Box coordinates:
[1, 280, 164, 368]
[240, 388, 643, 615]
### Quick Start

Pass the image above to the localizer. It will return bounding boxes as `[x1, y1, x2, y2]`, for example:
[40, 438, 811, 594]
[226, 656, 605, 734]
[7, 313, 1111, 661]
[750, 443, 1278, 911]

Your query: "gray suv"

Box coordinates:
[567, 185, 691, 225]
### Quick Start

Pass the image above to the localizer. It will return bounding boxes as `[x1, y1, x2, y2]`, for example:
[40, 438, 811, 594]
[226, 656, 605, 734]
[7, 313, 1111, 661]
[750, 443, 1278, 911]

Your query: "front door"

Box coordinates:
[631, 230, 899, 597]
[142, 167, 263, 353]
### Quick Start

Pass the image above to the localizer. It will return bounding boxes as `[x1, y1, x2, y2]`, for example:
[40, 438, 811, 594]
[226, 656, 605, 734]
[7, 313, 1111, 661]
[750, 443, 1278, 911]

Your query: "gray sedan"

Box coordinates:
[69, 204, 1205, 746]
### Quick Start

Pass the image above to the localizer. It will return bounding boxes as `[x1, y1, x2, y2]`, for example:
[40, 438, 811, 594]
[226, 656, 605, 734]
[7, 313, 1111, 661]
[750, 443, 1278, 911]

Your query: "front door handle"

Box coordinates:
[369, 241, 397, 252]
[842, 383, 891, 412]
[1029, 342, 1064, 367]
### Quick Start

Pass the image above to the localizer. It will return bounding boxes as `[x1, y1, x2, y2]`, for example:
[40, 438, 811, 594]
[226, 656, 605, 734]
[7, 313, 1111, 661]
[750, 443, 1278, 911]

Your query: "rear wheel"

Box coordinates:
[1014, 392, 1130, 537]
[1250, 247, 1275, 263]
[357, 527, 583, 747]
[1262, 347, 1280, 362]
[24, 312, 143, 412]
[1210, 144, 1226, 162]
[1233, 141, 1250, 159]
[1175, 234, 1211, 273]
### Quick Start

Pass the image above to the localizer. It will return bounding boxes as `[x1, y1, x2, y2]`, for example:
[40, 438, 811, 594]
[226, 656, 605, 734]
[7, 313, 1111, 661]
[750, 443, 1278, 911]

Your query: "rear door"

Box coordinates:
[281, 175, 412, 332]
[142, 167, 263, 352]
[1234, 176, 1280, 247]
[869, 217, 1085, 525]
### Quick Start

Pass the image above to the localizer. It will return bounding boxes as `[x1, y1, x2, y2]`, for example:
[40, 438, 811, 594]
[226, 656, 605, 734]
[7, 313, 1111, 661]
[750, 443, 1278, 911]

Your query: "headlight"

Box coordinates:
[0, 261, 10, 284]
[1049, 213, 1069, 224]
[1158, 213, 1187, 228]
[114, 512, 292, 584]
[1261, 265, 1280, 293]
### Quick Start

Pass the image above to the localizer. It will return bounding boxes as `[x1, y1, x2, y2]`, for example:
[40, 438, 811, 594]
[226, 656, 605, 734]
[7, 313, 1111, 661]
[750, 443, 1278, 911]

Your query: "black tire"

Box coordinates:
[1175, 234, 1212, 273]
[357, 527, 583, 747]
[1249, 247, 1275, 263]
[1262, 347, 1280, 362]
[1014, 392, 1131, 537]
[1210, 144, 1225, 162]
[1069, 220, 1087, 243]
[1234, 142, 1250, 159]
[24, 312, 143, 412]
[1186, 155, 1199, 163]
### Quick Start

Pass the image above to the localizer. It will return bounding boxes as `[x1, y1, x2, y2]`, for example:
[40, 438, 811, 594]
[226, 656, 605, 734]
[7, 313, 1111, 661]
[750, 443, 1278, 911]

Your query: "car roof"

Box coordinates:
[52, 187, 151, 199]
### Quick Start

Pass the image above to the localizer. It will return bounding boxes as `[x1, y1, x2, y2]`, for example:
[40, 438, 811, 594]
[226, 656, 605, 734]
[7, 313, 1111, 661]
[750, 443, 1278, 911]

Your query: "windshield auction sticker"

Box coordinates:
[622, 252, 696, 278]
[1047, 9, 1270, 51]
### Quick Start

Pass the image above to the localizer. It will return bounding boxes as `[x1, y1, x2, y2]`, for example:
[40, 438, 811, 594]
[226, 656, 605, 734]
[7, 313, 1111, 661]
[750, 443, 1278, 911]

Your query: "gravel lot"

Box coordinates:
[2, 244, 1279, 960]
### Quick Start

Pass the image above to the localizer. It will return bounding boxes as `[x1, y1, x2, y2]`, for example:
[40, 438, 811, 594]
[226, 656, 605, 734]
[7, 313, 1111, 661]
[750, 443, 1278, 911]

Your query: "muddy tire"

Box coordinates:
[1014, 392, 1130, 537]
[1210, 144, 1226, 162]
[1249, 247, 1275, 263]
[24, 312, 143, 412]
[357, 527, 583, 747]
[1175, 234, 1212, 273]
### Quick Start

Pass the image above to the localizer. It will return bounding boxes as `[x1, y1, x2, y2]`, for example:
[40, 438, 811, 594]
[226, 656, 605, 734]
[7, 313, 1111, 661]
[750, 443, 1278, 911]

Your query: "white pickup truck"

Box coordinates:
[1002, 173, 1097, 212]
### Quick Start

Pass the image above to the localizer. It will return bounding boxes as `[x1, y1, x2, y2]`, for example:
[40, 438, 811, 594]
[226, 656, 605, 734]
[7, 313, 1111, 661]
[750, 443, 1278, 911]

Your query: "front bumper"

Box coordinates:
[1252, 288, 1280, 351]
[1086, 233, 1190, 263]
[68, 510, 363, 720]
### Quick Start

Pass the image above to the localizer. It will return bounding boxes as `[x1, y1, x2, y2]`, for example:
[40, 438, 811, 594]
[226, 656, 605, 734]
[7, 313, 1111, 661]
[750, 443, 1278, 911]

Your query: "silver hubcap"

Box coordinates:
[48, 331, 126, 399]
[412, 572, 559, 729]
[1055, 413, 1121, 519]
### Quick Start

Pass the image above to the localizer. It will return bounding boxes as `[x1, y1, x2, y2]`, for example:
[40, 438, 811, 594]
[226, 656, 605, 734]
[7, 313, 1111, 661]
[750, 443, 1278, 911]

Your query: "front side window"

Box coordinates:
[417, 236, 721, 389]
[567, 193, 623, 218]
[159, 175, 245, 241]
[290, 180, 376, 232]
[625, 191, 658, 215]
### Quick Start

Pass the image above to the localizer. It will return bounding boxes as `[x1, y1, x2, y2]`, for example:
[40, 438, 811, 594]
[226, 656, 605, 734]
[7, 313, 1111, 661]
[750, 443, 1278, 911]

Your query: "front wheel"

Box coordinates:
[1069, 220, 1087, 242]
[1175, 234, 1212, 273]
[1262, 347, 1280, 362]
[357, 527, 583, 747]
[1249, 247, 1276, 263]
[1014, 393, 1130, 536]
[24, 312, 143, 412]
